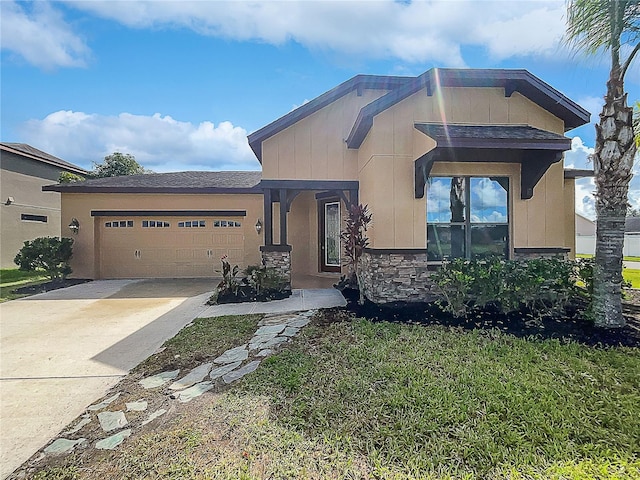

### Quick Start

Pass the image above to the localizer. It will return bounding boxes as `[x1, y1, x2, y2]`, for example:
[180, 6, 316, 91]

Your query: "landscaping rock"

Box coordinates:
[254, 324, 287, 336]
[95, 429, 131, 450]
[169, 362, 213, 390]
[44, 438, 86, 454]
[139, 369, 180, 389]
[209, 361, 241, 380]
[287, 317, 311, 328]
[172, 381, 214, 403]
[256, 349, 273, 357]
[259, 314, 296, 326]
[63, 414, 91, 434]
[281, 326, 300, 337]
[141, 409, 167, 426]
[125, 401, 148, 412]
[97, 411, 128, 432]
[222, 360, 261, 384]
[87, 393, 121, 411]
[213, 346, 248, 364]
[254, 336, 288, 350]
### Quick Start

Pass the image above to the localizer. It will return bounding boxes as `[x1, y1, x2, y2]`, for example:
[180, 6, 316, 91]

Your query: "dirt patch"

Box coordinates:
[337, 287, 640, 348]
[12, 278, 91, 295]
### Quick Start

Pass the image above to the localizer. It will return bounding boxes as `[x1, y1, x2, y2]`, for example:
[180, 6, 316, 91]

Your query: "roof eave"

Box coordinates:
[43, 185, 263, 194]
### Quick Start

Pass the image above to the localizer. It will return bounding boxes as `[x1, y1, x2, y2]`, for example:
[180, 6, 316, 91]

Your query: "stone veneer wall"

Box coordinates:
[359, 250, 439, 304]
[261, 248, 291, 287]
[513, 248, 570, 260]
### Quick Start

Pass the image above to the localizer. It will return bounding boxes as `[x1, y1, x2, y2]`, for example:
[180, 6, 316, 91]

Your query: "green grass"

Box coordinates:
[0, 268, 48, 302]
[133, 314, 262, 375]
[28, 315, 640, 479]
[624, 269, 640, 289]
[577, 253, 640, 262]
[242, 319, 640, 478]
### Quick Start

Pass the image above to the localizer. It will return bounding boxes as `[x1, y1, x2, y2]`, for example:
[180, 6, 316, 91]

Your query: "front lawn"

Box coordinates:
[0, 268, 48, 302]
[27, 311, 640, 479]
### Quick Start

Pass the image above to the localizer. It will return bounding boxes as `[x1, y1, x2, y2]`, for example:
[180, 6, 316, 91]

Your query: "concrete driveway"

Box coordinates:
[0, 278, 214, 479]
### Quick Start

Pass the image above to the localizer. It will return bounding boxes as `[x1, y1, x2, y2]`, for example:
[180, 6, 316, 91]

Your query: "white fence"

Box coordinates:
[576, 235, 640, 257]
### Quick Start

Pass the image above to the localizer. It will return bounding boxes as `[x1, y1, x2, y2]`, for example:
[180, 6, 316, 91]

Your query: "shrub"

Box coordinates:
[14, 237, 73, 280]
[244, 264, 288, 294]
[433, 257, 582, 319]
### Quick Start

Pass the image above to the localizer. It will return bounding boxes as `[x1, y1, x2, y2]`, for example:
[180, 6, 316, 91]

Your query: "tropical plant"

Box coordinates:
[216, 255, 240, 295]
[340, 203, 372, 304]
[92, 152, 149, 178]
[566, 0, 639, 327]
[244, 264, 288, 294]
[14, 237, 74, 280]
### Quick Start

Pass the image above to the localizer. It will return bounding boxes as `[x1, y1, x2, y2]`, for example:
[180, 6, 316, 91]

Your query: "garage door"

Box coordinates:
[99, 215, 245, 278]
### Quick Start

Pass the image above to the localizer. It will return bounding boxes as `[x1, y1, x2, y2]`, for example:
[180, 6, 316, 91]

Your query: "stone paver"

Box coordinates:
[173, 381, 214, 403]
[139, 369, 180, 389]
[209, 361, 242, 380]
[281, 326, 300, 337]
[95, 429, 132, 450]
[222, 360, 261, 384]
[169, 363, 213, 390]
[254, 324, 287, 336]
[87, 393, 122, 411]
[44, 438, 86, 454]
[63, 414, 91, 435]
[141, 409, 167, 426]
[213, 345, 248, 364]
[125, 401, 148, 412]
[97, 411, 128, 432]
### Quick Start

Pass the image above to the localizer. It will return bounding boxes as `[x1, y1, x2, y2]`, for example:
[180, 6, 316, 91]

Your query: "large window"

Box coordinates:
[426, 176, 509, 260]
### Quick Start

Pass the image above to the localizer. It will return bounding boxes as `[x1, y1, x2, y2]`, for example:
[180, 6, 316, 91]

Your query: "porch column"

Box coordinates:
[263, 188, 273, 246]
[279, 188, 288, 246]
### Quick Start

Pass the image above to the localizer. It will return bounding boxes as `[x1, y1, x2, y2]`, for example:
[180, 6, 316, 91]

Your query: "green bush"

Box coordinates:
[14, 237, 74, 280]
[433, 257, 583, 318]
[244, 264, 288, 294]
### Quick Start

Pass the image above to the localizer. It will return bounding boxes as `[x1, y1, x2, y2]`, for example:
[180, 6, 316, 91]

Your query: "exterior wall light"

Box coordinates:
[5, 197, 14, 205]
[68, 218, 80, 235]
[255, 219, 263, 235]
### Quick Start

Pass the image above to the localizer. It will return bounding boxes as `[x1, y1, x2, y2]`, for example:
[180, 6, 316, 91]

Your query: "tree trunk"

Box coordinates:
[592, 69, 636, 328]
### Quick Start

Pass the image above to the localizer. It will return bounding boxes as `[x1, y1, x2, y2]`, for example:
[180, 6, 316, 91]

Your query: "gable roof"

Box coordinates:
[1, 143, 89, 175]
[248, 74, 412, 162]
[248, 68, 591, 161]
[43, 171, 262, 194]
[626, 217, 640, 233]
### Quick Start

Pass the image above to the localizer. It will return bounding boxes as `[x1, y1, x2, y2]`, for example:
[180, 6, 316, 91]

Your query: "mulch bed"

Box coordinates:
[13, 278, 91, 295]
[338, 287, 640, 348]
[212, 285, 292, 304]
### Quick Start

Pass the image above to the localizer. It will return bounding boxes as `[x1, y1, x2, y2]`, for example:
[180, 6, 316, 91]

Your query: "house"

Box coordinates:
[45, 68, 590, 303]
[1, 143, 89, 268]
[576, 212, 596, 237]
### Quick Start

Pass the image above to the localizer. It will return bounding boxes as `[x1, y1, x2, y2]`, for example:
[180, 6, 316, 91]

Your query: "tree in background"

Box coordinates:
[566, 0, 639, 328]
[92, 152, 149, 178]
[58, 171, 85, 184]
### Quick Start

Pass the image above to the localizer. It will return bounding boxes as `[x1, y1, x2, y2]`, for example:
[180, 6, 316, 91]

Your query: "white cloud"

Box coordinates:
[471, 177, 507, 210]
[19, 110, 260, 172]
[0, 1, 90, 69]
[564, 136, 594, 170]
[63, 0, 568, 66]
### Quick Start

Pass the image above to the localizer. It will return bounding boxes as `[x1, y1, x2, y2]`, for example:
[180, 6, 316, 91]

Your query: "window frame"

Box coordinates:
[426, 175, 510, 261]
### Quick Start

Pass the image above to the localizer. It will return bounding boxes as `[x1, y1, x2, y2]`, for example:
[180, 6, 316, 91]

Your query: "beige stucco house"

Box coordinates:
[46, 68, 591, 303]
[1, 143, 88, 268]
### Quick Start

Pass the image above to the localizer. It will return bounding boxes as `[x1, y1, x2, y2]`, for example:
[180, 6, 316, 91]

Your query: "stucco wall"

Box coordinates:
[61, 193, 263, 279]
[0, 156, 65, 268]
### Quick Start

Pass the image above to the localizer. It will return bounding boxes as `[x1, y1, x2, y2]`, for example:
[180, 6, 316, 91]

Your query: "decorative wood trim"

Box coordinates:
[260, 179, 359, 190]
[513, 247, 570, 254]
[564, 168, 595, 179]
[44, 186, 262, 194]
[260, 245, 292, 252]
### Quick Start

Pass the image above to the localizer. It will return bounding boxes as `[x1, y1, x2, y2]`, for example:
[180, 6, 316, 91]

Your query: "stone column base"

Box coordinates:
[359, 249, 438, 304]
[260, 245, 292, 287]
[513, 247, 570, 260]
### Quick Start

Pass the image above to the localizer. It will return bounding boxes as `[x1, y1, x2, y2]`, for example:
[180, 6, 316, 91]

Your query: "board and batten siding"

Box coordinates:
[356, 86, 570, 252]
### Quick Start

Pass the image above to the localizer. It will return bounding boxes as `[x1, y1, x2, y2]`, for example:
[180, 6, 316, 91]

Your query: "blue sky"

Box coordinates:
[1, 0, 639, 218]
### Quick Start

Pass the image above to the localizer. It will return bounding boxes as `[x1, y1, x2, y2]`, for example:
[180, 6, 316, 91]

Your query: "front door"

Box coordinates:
[319, 199, 341, 272]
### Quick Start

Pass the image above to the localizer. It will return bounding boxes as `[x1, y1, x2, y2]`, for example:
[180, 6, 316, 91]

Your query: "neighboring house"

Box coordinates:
[0, 143, 89, 268]
[576, 213, 596, 236]
[45, 68, 590, 303]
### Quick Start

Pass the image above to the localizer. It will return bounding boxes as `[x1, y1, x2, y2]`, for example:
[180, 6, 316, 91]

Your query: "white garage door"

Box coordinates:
[99, 216, 245, 278]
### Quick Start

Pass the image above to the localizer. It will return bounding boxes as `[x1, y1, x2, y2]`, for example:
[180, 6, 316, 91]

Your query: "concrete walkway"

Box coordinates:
[0, 281, 345, 479]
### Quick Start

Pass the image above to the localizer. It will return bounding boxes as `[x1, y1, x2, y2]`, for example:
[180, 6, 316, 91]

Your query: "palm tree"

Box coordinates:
[566, 0, 639, 328]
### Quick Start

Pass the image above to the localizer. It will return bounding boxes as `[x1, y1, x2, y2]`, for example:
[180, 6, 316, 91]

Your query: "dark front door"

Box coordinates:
[319, 199, 341, 272]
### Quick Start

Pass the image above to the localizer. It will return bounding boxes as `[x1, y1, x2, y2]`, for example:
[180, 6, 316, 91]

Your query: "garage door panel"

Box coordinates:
[99, 217, 245, 278]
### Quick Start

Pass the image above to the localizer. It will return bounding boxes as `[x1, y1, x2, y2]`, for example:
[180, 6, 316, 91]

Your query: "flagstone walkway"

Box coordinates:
[31, 309, 316, 461]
